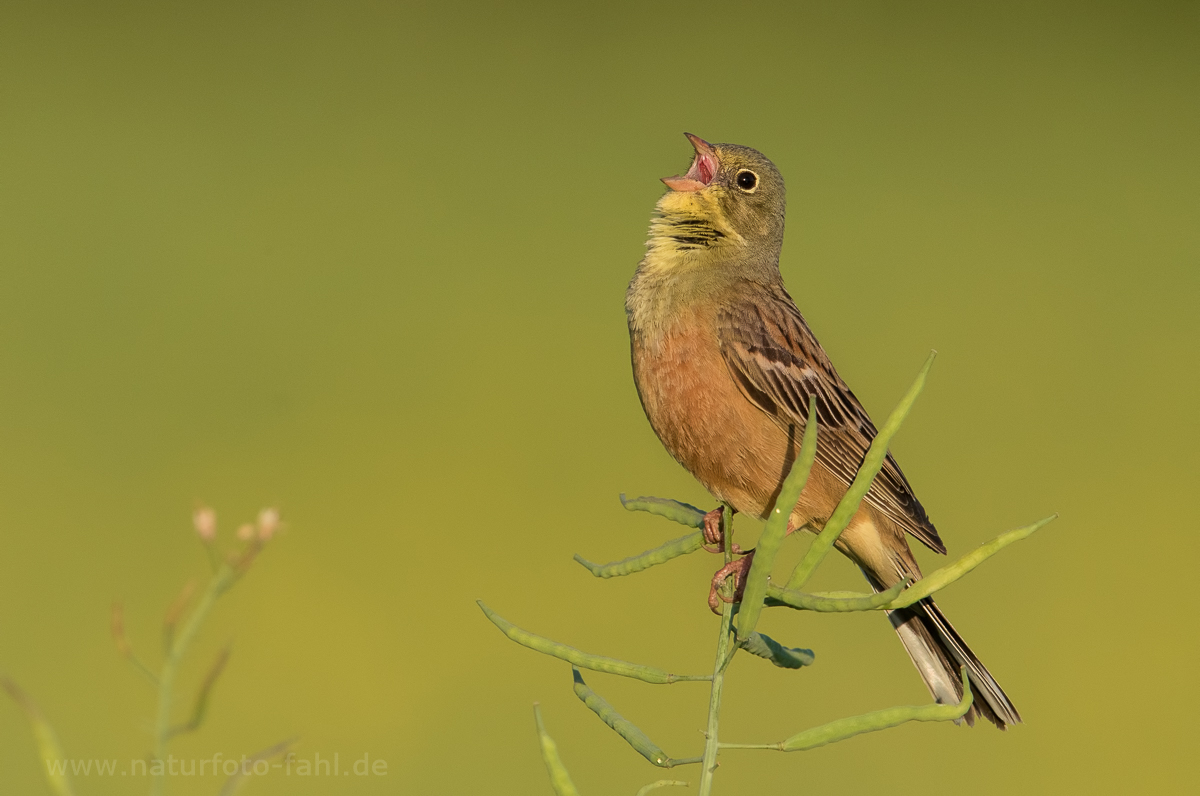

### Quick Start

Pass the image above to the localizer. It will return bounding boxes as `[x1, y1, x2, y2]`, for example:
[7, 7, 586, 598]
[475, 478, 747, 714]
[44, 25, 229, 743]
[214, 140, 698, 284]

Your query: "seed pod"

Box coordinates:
[574, 531, 703, 578]
[572, 669, 702, 768]
[478, 602, 709, 685]
[738, 632, 814, 669]
[619, 495, 707, 528]
[764, 580, 907, 613]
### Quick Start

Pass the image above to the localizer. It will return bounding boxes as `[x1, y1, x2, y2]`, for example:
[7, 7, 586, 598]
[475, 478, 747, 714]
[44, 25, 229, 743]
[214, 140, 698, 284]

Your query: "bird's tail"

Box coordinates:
[869, 574, 1021, 729]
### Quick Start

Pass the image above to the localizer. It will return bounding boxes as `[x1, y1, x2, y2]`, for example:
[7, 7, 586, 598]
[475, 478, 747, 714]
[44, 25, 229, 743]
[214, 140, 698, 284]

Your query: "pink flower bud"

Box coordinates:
[192, 507, 217, 543]
[236, 523, 255, 542]
[257, 508, 281, 541]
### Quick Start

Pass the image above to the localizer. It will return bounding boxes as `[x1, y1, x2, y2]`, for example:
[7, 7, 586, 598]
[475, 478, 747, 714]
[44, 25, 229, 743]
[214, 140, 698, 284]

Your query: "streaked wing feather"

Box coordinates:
[717, 288, 945, 554]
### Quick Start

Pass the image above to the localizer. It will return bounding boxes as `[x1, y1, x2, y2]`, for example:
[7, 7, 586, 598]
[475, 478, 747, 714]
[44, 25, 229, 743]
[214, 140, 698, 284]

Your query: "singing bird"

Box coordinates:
[625, 133, 1019, 728]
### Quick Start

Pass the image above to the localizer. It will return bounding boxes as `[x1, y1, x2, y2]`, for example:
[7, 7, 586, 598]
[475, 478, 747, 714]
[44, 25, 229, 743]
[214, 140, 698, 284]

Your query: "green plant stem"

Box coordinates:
[698, 595, 733, 795]
[151, 564, 236, 796]
[698, 510, 736, 796]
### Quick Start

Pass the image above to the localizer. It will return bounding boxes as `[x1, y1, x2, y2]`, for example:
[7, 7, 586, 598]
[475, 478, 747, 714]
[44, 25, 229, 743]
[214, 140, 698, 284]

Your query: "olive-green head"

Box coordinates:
[657, 133, 787, 253]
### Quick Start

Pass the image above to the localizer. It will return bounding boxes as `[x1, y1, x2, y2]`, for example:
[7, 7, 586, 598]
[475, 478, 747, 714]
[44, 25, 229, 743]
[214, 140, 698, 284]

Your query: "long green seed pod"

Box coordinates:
[534, 704, 580, 796]
[785, 352, 935, 591]
[764, 580, 908, 612]
[620, 495, 707, 528]
[722, 670, 973, 753]
[478, 602, 709, 684]
[571, 669, 702, 768]
[736, 398, 819, 640]
[885, 515, 1057, 609]
[738, 632, 815, 669]
[574, 531, 704, 578]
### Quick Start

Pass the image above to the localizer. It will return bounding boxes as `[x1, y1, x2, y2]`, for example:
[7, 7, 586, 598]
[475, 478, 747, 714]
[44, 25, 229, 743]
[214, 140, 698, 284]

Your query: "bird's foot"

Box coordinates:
[701, 506, 745, 554]
[707, 550, 755, 615]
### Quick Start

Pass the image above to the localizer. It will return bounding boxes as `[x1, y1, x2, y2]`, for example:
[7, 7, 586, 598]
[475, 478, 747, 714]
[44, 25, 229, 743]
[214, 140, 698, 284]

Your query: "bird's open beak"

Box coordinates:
[662, 133, 719, 192]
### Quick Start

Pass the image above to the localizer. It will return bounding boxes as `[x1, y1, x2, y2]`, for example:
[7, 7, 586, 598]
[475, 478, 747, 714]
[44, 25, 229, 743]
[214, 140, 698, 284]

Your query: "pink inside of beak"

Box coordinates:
[662, 134, 719, 192]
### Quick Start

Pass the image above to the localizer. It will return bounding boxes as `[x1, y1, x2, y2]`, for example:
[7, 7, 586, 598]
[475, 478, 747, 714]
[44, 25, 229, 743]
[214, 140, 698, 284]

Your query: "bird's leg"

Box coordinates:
[707, 551, 755, 615]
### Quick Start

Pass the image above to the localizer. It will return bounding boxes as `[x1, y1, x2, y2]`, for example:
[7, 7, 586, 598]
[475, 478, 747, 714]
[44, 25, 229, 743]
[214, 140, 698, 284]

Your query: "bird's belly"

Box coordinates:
[632, 326, 796, 519]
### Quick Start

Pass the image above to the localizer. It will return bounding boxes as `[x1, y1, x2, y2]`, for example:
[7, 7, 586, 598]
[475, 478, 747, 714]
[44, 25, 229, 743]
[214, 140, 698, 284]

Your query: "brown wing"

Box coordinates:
[716, 285, 945, 554]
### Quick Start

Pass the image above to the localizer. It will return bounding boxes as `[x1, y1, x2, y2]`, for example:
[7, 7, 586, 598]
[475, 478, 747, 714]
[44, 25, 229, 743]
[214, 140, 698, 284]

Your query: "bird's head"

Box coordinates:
[656, 133, 786, 256]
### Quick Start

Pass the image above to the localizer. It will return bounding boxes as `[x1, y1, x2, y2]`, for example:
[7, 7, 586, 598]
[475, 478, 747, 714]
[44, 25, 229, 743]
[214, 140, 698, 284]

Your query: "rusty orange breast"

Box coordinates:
[631, 308, 797, 519]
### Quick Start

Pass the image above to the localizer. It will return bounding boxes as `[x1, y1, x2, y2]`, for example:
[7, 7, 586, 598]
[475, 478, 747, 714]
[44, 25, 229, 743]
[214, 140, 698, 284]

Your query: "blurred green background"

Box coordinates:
[1, 1, 1196, 793]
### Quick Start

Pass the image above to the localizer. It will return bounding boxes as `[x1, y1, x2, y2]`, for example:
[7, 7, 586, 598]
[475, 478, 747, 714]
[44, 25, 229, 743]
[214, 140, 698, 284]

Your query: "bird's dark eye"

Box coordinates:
[736, 170, 758, 192]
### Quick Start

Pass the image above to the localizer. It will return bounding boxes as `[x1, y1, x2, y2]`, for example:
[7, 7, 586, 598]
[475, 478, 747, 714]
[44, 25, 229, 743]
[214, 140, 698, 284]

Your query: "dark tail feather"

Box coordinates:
[867, 574, 1020, 729]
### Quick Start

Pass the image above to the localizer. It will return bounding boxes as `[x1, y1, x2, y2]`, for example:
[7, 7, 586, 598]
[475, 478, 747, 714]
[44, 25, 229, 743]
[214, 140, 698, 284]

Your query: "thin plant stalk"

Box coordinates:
[150, 562, 237, 796]
[111, 602, 160, 685]
[698, 507, 736, 796]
